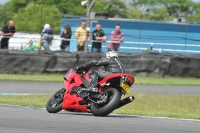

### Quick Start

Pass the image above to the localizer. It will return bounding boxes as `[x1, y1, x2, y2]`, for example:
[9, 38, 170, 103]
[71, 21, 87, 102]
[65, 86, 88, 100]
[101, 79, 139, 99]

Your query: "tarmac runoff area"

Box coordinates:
[0, 105, 199, 133]
[0, 81, 200, 95]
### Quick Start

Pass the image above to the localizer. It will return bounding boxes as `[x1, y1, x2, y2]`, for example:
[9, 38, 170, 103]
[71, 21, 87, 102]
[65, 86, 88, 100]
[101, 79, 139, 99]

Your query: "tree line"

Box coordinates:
[0, 0, 200, 33]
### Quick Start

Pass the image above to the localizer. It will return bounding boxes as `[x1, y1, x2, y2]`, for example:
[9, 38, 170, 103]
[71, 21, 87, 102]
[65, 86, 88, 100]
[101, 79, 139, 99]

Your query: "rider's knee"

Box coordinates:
[88, 68, 95, 74]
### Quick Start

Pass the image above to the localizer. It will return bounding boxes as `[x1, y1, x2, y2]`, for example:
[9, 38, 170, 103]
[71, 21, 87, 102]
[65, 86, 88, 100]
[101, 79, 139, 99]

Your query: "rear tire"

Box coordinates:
[90, 88, 121, 117]
[46, 88, 65, 113]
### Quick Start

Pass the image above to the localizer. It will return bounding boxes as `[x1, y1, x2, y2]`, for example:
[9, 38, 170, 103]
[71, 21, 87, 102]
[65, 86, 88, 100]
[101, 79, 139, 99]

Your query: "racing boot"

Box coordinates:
[78, 86, 98, 105]
[83, 78, 98, 93]
[81, 86, 98, 93]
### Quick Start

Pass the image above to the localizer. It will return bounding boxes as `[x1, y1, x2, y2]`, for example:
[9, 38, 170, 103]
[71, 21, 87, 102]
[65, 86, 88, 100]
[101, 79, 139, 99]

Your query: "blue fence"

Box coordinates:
[60, 18, 200, 54]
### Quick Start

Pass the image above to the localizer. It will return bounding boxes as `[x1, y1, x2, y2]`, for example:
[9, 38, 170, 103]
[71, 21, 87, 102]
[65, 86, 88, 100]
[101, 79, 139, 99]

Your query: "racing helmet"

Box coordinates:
[105, 50, 118, 58]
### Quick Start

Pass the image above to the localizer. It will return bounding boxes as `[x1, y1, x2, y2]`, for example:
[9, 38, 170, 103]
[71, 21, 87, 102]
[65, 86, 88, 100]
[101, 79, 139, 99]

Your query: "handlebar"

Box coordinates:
[76, 69, 87, 75]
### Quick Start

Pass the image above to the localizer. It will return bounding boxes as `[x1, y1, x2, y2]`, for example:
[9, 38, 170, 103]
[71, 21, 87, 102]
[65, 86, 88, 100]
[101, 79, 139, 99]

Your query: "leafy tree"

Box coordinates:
[4, 0, 86, 15]
[12, 4, 61, 33]
[123, 8, 141, 19]
[147, 8, 172, 21]
[56, 0, 86, 15]
[92, 0, 127, 17]
[159, 0, 195, 18]
[188, 3, 200, 23]
[5, 0, 127, 17]
[129, 0, 196, 20]
[0, 4, 13, 28]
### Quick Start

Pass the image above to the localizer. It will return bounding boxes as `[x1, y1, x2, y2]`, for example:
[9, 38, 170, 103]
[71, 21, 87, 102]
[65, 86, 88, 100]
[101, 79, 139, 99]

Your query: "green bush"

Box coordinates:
[142, 48, 152, 54]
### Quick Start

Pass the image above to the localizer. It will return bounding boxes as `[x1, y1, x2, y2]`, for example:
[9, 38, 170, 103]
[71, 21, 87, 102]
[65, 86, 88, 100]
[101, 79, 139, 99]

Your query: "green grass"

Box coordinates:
[0, 93, 199, 120]
[0, 74, 62, 83]
[0, 73, 200, 86]
[0, 94, 49, 108]
[115, 93, 200, 120]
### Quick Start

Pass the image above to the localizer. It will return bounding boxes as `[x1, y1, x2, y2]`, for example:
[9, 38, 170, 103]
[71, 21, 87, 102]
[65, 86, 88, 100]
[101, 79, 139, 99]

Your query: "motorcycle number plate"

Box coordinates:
[121, 80, 130, 93]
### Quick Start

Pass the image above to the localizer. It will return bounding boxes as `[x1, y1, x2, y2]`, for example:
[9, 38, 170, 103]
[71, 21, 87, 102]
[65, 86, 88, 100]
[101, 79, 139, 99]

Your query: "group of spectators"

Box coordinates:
[0, 20, 124, 52]
[63, 20, 124, 52]
[0, 20, 53, 51]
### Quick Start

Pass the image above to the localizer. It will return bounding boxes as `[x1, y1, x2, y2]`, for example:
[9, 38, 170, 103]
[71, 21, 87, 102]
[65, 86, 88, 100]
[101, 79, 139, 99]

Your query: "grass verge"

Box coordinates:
[0, 93, 199, 120]
[0, 73, 200, 86]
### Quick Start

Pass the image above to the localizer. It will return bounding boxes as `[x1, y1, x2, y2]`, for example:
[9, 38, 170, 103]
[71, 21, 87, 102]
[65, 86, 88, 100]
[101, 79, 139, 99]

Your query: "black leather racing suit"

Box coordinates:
[78, 57, 125, 89]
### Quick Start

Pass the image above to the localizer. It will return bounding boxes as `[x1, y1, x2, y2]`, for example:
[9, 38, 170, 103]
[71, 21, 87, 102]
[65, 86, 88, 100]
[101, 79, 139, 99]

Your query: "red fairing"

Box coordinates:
[64, 73, 82, 93]
[62, 72, 88, 112]
[98, 73, 134, 85]
[62, 94, 88, 112]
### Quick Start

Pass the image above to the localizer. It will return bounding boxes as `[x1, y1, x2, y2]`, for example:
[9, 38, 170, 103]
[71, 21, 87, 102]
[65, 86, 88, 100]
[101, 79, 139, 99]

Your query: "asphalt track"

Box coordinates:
[0, 81, 200, 133]
[0, 81, 200, 95]
[0, 105, 199, 133]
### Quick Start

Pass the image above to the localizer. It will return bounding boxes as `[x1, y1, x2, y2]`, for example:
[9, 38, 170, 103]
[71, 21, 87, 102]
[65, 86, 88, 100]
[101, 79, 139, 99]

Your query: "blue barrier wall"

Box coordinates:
[60, 18, 200, 54]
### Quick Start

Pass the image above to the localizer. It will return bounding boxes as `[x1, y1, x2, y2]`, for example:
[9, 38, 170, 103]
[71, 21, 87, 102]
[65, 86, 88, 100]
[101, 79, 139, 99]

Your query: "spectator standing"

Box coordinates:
[60, 25, 72, 51]
[23, 40, 36, 51]
[0, 20, 16, 49]
[75, 21, 90, 51]
[41, 24, 53, 50]
[92, 23, 106, 53]
[108, 24, 124, 51]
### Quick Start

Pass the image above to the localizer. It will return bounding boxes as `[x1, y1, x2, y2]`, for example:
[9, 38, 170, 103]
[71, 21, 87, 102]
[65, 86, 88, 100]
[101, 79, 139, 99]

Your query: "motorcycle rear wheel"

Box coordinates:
[46, 88, 65, 113]
[90, 88, 121, 117]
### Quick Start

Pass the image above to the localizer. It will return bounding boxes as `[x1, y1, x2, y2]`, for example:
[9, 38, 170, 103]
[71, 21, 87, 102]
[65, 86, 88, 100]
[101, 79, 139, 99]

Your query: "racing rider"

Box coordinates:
[76, 50, 125, 93]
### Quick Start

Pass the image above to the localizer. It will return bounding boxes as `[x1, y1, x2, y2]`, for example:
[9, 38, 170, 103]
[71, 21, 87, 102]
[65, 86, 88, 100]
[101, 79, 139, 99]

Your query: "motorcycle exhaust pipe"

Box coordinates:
[117, 96, 135, 109]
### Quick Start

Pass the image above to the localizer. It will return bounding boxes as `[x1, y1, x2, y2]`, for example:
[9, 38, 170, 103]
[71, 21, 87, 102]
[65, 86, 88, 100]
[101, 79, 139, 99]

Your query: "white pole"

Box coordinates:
[84, 0, 95, 52]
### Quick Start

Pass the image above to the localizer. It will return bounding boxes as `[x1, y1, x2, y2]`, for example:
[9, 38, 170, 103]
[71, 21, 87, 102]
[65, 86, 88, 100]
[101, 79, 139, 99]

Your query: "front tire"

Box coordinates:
[90, 88, 121, 117]
[46, 88, 65, 113]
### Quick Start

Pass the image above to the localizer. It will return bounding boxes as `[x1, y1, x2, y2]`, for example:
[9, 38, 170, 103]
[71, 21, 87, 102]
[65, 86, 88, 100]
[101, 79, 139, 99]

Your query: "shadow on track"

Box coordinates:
[58, 111, 141, 119]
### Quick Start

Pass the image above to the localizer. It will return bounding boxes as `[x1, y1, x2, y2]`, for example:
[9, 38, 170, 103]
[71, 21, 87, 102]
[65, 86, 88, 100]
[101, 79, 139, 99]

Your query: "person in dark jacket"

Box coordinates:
[41, 23, 53, 50]
[76, 50, 125, 93]
[0, 20, 16, 49]
[60, 25, 72, 51]
[92, 23, 106, 53]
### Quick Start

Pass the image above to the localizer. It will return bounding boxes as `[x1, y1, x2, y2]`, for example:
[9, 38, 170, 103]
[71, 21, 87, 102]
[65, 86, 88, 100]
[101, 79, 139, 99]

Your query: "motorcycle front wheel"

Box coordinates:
[46, 88, 65, 113]
[90, 88, 121, 117]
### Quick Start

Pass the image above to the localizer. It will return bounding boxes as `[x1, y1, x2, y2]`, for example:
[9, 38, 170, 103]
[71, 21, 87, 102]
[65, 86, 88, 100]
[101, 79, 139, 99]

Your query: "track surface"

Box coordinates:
[0, 81, 200, 132]
[0, 105, 199, 133]
[0, 81, 200, 95]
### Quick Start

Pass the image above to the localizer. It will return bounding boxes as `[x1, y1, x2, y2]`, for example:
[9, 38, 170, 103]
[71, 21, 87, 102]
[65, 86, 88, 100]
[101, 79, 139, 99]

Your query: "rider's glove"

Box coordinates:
[72, 66, 79, 70]
[76, 66, 81, 71]
[77, 65, 85, 71]
[74, 66, 83, 73]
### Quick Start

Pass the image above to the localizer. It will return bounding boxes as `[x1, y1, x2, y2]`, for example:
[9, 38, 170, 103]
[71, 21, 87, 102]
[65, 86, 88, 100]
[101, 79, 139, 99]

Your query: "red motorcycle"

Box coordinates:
[46, 54, 135, 116]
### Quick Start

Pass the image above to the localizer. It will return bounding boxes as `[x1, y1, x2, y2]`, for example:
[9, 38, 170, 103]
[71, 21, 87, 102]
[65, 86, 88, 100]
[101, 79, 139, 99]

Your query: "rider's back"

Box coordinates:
[99, 57, 125, 73]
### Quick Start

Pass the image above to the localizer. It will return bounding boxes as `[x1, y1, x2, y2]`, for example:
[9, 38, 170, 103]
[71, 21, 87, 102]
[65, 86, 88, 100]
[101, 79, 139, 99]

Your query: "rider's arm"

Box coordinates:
[78, 60, 99, 70]
[78, 58, 109, 70]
